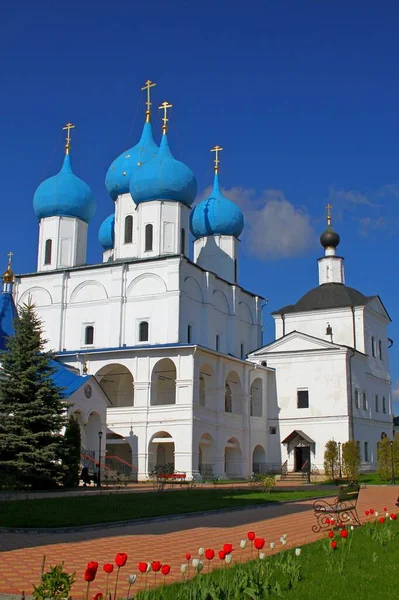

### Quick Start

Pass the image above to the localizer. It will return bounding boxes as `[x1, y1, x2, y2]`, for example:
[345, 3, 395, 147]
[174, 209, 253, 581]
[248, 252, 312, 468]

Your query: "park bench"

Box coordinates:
[158, 472, 195, 488]
[312, 482, 361, 532]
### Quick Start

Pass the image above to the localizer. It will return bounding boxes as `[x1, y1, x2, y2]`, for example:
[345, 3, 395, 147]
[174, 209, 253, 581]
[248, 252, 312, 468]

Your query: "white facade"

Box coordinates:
[38, 216, 88, 271]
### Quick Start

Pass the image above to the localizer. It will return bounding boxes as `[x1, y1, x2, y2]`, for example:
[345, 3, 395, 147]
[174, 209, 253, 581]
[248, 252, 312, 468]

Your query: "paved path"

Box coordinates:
[0, 486, 397, 597]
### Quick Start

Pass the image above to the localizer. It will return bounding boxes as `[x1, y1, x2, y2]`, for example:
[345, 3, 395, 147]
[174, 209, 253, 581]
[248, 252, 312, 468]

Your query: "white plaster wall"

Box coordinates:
[114, 193, 138, 260]
[37, 216, 87, 271]
[194, 235, 239, 284]
[318, 256, 345, 285]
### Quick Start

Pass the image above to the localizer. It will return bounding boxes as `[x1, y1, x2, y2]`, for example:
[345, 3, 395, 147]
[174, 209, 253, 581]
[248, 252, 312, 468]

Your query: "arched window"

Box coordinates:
[139, 321, 149, 342]
[187, 324, 192, 343]
[216, 335, 220, 352]
[225, 383, 232, 413]
[124, 215, 133, 244]
[44, 239, 52, 265]
[145, 224, 153, 251]
[180, 228, 186, 254]
[364, 441, 369, 462]
[85, 325, 94, 345]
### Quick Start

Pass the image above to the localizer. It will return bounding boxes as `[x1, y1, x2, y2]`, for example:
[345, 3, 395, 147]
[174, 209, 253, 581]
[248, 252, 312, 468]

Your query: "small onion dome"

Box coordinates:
[320, 226, 340, 249]
[105, 122, 158, 200]
[98, 214, 115, 250]
[129, 133, 197, 207]
[190, 173, 244, 239]
[3, 265, 13, 283]
[33, 154, 96, 223]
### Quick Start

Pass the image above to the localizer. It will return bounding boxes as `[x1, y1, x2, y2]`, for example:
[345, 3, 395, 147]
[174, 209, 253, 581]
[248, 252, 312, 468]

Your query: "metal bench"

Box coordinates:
[312, 482, 361, 532]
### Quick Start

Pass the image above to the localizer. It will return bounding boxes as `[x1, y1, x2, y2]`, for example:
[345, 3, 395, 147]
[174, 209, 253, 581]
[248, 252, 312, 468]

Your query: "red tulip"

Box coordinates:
[103, 564, 113, 574]
[247, 531, 256, 541]
[391, 513, 397, 520]
[223, 543, 233, 554]
[331, 541, 337, 550]
[254, 537, 265, 550]
[330, 519, 335, 525]
[369, 509, 374, 515]
[185, 553, 191, 560]
[365, 510, 369, 516]
[218, 550, 226, 560]
[87, 562, 99, 572]
[138, 562, 148, 573]
[384, 507, 387, 512]
[205, 549, 215, 560]
[328, 531, 334, 539]
[93, 594, 103, 600]
[379, 517, 385, 523]
[340, 530, 348, 538]
[338, 523, 343, 529]
[161, 565, 171, 576]
[151, 561, 161, 572]
[325, 518, 330, 525]
[115, 553, 128, 568]
[84, 568, 97, 582]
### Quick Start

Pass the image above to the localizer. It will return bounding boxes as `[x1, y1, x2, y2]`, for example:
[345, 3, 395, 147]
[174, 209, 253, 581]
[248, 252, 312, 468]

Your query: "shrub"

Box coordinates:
[342, 440, 361, 481]
[33, 561, 75, 600]
[323, 440, 339, 480]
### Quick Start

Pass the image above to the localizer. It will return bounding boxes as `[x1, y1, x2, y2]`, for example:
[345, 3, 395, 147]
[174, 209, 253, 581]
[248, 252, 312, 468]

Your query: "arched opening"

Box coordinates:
[250, 378, 263, 417]
[225, 370, 243, 414]
[199, 433, 214, 477]
[151, 358, 177, 406]
[96, 364, 134, 407]
[85, 325, 94, 345]
[124, 215, 133, 244]
[225, 437, 242, 478]
[139, 321, 149, 342]
[180, 228, 186, 255]
[199, 363, 214, 407]
[148, 431, 175, 472]
[252, 445, 266, 473]
[105, 432, 136, 480]
[145, 224, 153, 251]
[44, 239, 52, 265]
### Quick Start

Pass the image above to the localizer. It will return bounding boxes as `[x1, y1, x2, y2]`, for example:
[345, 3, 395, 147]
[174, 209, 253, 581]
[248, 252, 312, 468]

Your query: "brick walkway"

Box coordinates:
[0, 486, 397, 597]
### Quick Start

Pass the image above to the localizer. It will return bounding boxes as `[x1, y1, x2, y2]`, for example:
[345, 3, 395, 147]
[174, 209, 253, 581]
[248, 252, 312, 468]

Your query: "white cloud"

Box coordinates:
[358, 216, 386, 237]
[328, 186, 378, 207]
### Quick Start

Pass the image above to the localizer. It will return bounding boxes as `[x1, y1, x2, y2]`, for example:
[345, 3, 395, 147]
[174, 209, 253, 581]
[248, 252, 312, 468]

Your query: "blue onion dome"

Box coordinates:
[129, 133, 197, 207]
[33, 154, 96, 223]
[190, 173, 244, 238]
[98, 213, 115, 250]
[105, 122, 158, 200]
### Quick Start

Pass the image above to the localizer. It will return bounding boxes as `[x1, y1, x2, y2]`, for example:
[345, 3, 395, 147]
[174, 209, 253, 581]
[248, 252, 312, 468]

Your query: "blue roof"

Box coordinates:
[33, 154, 96, 223]
[190, 172, 244, 238]
[0, 290, 18, 351]
[50, 360, 91, 397]
[98, 213, 115, 250]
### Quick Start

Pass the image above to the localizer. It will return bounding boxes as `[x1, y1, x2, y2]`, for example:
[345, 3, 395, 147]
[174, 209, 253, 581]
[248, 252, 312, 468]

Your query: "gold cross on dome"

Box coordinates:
[159, 101, 172, 134]
[325, 203, 332, 227]
[141, 79, 156, 122]
[211, 145, 223, 173]
[7, 251, 13, 268]
[62, 122, 75, 155]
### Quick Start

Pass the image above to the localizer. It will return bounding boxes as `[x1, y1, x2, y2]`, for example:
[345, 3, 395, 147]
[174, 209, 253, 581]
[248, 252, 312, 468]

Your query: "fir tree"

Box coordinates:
[0, 302, 66, 489]
[62, 414, 81, 487]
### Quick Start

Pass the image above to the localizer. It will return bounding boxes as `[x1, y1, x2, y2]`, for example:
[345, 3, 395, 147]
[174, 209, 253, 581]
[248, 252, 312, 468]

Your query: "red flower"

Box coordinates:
[103, 564, 113, 574]
[84, 568, 97, 582]
[391, 513, 397, 520]
[138, 562, 148, 573]
[93, 594, 103, 600]
[223, 543, 233, 554]
[185, 553, 191, 560]
[218, 550, 226, 560]
[161, 565, 171, 576]
[254, 537, 265, 550]
[384, 507, 387, 512]
[340, 529, 348, 538]
[379, 517, 385, 523]
[247, 531, 256, 541]
[325, 518, 330, 525]
[338, 523, 344, 529]
[87, 562, 99, 572]
[205, 549, 215, 560]
[330, 519, 335, 525]
[365, 510, 369, 516]
[115, 553, 128, 568]
[330, 541, 337, 550]
[328, 531, 334, 539]
[151, 561, 162, 572]
[369, 509, 374, 515]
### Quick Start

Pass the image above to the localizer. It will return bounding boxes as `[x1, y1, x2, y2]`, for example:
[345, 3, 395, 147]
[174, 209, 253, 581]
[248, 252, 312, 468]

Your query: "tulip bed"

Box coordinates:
[0, 488, 336, 528]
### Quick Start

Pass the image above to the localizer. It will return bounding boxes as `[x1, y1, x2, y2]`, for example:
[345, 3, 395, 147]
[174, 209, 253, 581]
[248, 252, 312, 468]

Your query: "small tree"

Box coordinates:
[323, 440, 339, 480]
[0, 302, 66, 489]
[378, 437, 399, 481]
[342, 440, 361, 481]
[62, 415, 81, 488]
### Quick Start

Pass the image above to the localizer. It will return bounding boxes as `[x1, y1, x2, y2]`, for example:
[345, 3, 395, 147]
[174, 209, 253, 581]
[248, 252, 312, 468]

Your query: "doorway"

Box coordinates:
[294, 446, 310, 472]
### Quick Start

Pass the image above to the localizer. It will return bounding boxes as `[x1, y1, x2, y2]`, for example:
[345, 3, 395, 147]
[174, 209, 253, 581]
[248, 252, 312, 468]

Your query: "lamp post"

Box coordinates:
[98, 431, 103, 488]
[390, 440, 395, 486]
[338, 442, 342, 480]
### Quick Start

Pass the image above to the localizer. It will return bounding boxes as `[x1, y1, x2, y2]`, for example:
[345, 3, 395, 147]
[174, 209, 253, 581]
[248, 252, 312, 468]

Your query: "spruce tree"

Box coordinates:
[62, 414, 81, 487]
[0, 302, 66, 489]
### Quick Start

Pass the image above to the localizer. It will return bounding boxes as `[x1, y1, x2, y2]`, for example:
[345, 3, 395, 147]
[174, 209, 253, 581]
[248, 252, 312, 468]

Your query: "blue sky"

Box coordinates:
[1, 1, 398, 409]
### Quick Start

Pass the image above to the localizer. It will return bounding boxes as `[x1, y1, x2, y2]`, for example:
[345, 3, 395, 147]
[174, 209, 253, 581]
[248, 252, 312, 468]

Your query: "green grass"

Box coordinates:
[319, 472, 393, 486]
[0, 488, 335, 528]
[136, 518, 399, 600]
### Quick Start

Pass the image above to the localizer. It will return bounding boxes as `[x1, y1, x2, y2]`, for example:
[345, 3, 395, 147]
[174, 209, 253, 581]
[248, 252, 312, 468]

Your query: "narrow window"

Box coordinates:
[85, 325, 94, 345]
[364, 442, 369, 462]
[375, 394, 379, 412]
[145, 224, 153, 251]
[225, 383, 232, 413]
[269, 426, 277, 435]
[379, 340, 383, 360]
[124, 215, 133, 244]
[139, 321, 149, 342]
[371, 336, 376, 357]
[240, 343, 245, 359]
[216, 335, 220, 352]
[44, 239, 52, 265]
[234, 259, 238, 283]
[354, 389, 359, 409]
[362, 392, 367, 410]
[187, 324, 192, 344]
[383, 396, 387, 414]
[297, 390, 309, 409]
[180, 228, 186, 255]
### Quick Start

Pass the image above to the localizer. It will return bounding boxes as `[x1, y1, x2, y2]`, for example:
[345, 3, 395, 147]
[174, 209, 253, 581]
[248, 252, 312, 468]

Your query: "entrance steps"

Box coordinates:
[281, 472, 308, 482]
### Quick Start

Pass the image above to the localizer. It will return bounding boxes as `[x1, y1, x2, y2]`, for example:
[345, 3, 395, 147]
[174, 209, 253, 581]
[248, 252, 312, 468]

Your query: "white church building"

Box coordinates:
[11, 83, 393, 480]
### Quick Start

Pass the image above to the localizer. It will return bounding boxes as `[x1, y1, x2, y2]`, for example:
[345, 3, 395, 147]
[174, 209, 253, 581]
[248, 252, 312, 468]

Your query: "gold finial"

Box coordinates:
[3, 251, 14, 283]
[141, 80, 157, 123]
[62, 122, 75, 155]
[211, 145, 223, 174]
[82, 354, 88, 375]
[159, 101, 172, 134]
[325, 203, 332, 227]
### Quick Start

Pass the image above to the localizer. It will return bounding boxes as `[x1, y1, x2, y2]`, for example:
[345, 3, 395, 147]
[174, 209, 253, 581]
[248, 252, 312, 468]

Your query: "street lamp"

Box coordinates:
[338, 442, 342, 480]
[98, 431, 103, 488]
[390, 440, 395, 486]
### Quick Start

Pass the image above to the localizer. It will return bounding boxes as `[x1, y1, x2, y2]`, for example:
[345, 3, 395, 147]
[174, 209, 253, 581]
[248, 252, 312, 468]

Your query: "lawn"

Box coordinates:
[135, 517, 399, 600]
[319, 472, 393, 486]
[0, 487, 335, 528]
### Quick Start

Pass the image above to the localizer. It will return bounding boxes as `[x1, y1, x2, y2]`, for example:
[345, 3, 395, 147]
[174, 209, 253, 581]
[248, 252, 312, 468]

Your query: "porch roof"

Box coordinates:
[281, 430, 315, 445]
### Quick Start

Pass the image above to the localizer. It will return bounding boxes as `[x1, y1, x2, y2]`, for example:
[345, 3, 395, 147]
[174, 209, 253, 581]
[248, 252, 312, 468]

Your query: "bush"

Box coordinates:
[149, 463, 175, 491]
[249, 474, 276, 493]
[62, 415, 81, 488]
[323, 440, 339, 479]
[342, 440, 361, 481]
[377, 437, 399, 481]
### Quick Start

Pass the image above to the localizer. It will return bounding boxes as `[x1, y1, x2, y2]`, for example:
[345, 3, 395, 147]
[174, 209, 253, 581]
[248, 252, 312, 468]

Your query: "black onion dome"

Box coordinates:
[320, 226, 340, 248]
